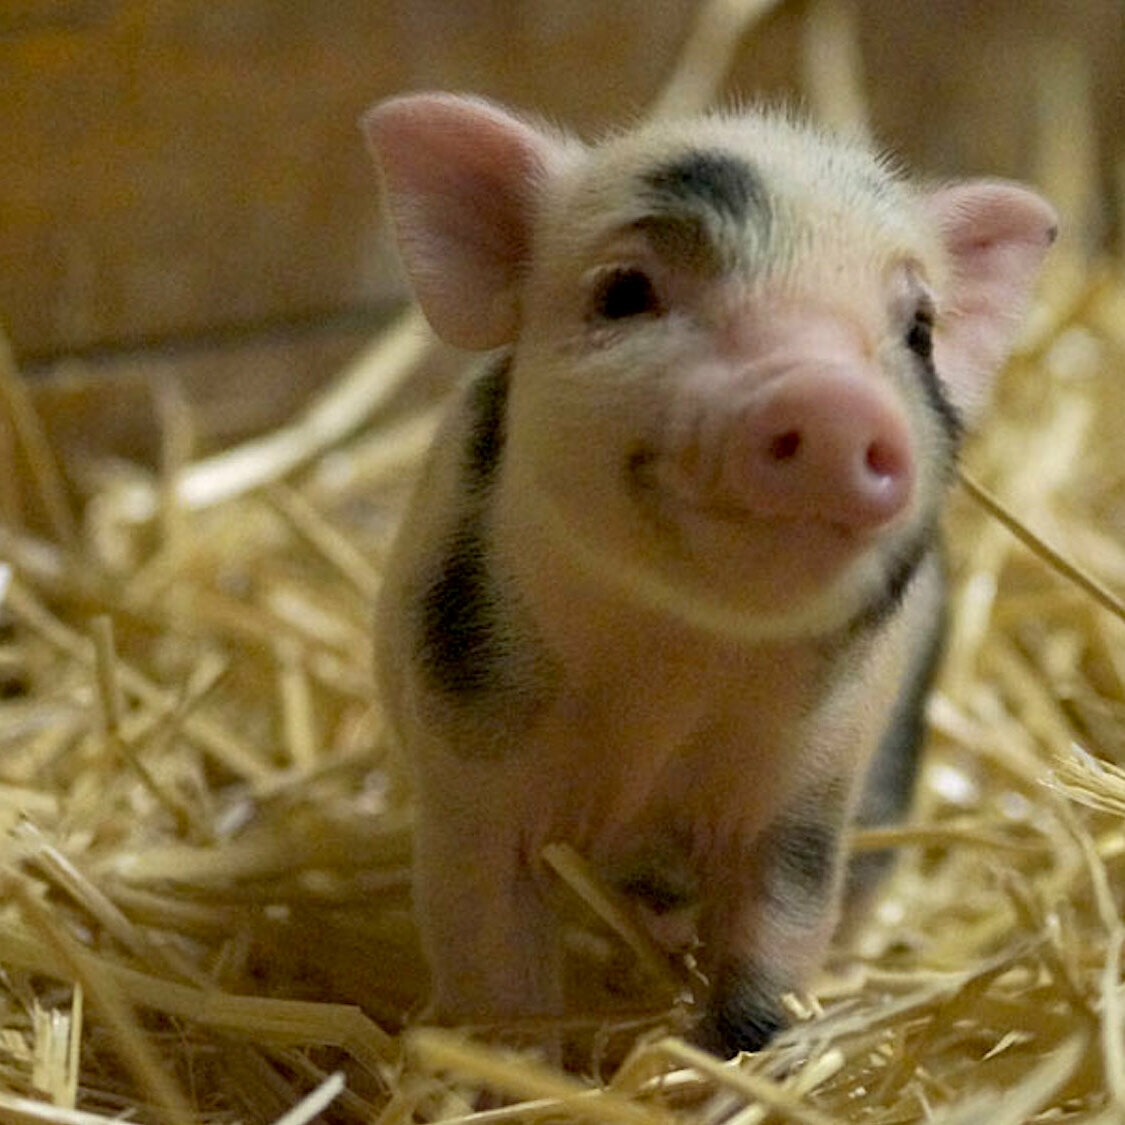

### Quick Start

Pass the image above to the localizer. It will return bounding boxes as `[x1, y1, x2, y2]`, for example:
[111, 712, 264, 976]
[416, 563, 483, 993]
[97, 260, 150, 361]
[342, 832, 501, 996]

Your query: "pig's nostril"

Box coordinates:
[768, 430, 802, 461]
[865, 439, 902, 480]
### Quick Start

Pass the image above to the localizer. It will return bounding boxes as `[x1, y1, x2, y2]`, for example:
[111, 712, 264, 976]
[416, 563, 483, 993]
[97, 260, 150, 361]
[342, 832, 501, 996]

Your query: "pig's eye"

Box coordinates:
[905, 303, 934, 361]
[592, 268, 662, 320]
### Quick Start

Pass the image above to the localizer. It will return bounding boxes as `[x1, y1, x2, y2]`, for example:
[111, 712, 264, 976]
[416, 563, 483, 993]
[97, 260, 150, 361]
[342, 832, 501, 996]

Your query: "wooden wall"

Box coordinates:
[2, 0, 1122, 368]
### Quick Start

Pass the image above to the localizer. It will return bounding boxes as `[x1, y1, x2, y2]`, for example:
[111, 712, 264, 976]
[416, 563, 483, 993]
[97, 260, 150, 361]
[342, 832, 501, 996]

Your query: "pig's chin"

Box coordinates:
[618, 468, 926, 640]
[526, 469, 925, 643]
[660, 506, 885, 615]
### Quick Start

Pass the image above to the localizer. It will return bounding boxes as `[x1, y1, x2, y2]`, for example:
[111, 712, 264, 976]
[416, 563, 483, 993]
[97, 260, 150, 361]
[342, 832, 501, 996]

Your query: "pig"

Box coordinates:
[363, 93, 1055, 1056]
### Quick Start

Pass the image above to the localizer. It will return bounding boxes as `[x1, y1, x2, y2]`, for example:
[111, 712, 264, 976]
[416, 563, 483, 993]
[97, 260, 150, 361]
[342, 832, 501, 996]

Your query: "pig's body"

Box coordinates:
[365, 97, 1055, 1055]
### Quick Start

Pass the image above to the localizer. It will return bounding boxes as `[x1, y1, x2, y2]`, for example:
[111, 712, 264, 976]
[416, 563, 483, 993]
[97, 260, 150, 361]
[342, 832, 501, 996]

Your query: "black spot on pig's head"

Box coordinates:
[642, 151, 769, 227]
[632, 150, 772, 273]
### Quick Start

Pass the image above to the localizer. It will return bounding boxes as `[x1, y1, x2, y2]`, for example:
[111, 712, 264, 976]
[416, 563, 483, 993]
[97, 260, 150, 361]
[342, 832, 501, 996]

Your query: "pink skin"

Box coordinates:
[364, 94, 1059, 1048]
[716, 367, 913, 527]
[573, 301, 923, 623]
[652, 304, 913, 532]
[656, 356, 915, 531]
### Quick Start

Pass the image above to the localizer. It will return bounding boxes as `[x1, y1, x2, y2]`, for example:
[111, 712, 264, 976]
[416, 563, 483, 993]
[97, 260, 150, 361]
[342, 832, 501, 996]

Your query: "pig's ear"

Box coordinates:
[926, 181, 1057, 424]
[363, 93, 562, 350]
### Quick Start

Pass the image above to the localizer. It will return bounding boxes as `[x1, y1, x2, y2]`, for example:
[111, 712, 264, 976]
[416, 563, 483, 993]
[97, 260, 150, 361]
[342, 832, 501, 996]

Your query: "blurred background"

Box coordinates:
[2, 0, 1122, 457]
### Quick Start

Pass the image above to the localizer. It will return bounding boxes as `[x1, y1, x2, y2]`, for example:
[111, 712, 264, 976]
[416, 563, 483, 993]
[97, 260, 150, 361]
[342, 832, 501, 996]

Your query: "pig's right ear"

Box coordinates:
[362, 93, 561, 350]
[925, 181, 1057, 425]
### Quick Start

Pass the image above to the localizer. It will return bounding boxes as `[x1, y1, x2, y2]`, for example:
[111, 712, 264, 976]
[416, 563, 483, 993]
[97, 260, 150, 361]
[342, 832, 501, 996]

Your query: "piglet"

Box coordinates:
[363, 94, 1055, 1056]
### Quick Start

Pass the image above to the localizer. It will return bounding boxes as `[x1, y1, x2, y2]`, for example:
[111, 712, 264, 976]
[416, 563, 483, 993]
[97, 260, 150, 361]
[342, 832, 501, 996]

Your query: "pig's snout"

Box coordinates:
[664, 367, 916, 532]
[725, 369, 914, 529]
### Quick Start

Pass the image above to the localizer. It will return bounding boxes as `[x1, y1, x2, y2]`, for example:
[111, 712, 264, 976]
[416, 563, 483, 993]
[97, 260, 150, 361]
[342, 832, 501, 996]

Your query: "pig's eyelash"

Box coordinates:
[590, 267, 664, 321]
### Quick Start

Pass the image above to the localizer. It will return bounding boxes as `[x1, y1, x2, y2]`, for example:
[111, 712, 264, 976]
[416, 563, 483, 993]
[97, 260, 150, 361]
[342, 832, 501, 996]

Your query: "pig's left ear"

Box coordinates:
[926, 181, 1057, 424]
[362, 93, 565, 350]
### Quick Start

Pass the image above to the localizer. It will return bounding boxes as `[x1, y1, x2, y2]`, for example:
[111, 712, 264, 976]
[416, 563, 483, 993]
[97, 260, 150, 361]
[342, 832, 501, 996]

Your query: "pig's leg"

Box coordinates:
[696, 782, 850, 1056]
[412, 773, 563, 1028]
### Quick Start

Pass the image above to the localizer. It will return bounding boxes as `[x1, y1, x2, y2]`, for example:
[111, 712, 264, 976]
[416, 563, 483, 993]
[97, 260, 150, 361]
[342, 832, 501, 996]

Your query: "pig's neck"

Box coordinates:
[488, 473, 845, 719]
[484, 464, 919, 847]
[485, 469, 906, 847]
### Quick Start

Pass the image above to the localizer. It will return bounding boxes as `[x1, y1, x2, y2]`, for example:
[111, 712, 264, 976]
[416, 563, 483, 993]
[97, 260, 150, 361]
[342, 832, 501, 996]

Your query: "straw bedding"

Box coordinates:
[1, 1, 1124, 1121]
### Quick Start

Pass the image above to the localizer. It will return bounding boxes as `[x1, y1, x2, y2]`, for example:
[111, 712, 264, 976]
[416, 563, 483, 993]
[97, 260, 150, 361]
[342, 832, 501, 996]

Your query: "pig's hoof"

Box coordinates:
[694, 975, 788, 1057]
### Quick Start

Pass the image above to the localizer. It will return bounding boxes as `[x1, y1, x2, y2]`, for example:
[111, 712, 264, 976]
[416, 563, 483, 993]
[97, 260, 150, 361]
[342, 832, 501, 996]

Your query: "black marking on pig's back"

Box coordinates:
[417, 359, 511, 701]
[419, 519, 499, 699]
[463, 356, 511, 490]
[643, 150, 769, 227]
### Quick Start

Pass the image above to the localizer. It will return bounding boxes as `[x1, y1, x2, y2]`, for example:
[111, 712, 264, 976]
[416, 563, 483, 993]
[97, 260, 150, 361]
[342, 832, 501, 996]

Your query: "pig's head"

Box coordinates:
[364, 94, 1056, 641]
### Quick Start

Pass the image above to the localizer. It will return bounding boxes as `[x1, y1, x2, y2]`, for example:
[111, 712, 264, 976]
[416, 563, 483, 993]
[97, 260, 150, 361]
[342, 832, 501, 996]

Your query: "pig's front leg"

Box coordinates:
[412, 767, 563, 1028]
[696, 782, 850, 1056]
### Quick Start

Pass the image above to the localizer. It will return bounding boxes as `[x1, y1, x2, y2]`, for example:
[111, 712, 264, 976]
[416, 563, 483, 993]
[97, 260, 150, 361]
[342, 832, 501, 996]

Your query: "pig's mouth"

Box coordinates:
[625, 445, 877, 543]
[624, 442, 932, 633]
